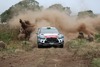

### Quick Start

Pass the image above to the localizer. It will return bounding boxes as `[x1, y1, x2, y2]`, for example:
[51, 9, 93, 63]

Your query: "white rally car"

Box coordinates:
[37, 27, 64, 48]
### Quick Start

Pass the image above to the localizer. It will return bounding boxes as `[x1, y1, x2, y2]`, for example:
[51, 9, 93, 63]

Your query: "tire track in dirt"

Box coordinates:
[36, 48, 72, 67]
[36, 49, 51, 67]
[0, 47, 89, 67]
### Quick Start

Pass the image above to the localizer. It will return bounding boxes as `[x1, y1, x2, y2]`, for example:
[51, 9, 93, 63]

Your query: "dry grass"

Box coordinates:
[0, 24, 33, 54]
[0, 24, 100, 66]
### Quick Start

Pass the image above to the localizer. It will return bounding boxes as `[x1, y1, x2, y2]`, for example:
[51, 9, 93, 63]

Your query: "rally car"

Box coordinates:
[37, 27, 64, 48]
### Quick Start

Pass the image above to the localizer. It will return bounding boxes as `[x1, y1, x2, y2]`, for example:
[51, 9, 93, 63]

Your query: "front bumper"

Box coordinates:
[37, 38, 64, 46]
[38, 42, 64, 46]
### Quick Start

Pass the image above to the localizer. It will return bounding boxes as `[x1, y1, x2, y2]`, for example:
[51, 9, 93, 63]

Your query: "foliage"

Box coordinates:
[67, 39, 87, 50]
[48, 4, 71, 15]
[0, 24, 18, 44]
[78, 10, 96, 18]
[95, 34, 100, 43]
[91, 58, 100, 67]
[0, 24, 33, 53]
[0, 0, 40, 22]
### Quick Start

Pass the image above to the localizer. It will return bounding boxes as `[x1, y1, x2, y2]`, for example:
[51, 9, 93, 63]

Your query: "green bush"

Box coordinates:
[91, 58, 100, 67]
[67, 39, 87, 49]
[0, 25, 18, 44]
[95, 34, 100, 43]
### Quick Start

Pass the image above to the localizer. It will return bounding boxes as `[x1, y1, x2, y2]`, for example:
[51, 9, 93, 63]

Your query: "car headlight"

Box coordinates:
[38, 35, 45, 39]
[58, 34, 64, 39]
[38, 35, 45, 43]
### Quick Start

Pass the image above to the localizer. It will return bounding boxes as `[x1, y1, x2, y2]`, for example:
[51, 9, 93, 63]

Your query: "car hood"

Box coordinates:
[41, 33, 58, 38]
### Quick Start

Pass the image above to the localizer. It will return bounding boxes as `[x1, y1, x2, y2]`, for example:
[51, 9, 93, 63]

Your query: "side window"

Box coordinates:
[38, 28, 41, 34]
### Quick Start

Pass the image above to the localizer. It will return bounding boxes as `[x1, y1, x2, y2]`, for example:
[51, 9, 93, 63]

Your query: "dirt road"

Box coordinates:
[0, 47, 89, 67]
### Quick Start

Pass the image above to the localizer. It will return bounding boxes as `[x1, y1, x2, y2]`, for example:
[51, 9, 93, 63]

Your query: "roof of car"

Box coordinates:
[39, 27, 59, 33]
[41, 27, 56, 29]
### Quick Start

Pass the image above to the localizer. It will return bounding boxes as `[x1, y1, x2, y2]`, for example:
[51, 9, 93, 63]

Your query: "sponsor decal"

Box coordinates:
[45, 35, 57, 38]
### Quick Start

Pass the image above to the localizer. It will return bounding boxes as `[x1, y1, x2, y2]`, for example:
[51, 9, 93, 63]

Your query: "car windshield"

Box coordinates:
[40, 28, 59, 34]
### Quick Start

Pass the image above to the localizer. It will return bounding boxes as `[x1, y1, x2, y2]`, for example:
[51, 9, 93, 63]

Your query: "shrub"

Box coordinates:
[91, 58, 100, 67]
[95, 34, 100, 43]
[0, 24, 19, 44]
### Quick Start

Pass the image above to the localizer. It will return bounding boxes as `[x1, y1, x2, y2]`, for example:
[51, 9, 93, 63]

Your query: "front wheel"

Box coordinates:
[38, 45, 42, 48]
[59, 44, 63, 48]
[37, 42, 42, 48]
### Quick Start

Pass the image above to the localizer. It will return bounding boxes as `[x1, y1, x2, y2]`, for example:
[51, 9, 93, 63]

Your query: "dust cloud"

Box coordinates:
[8, 9, 100, 43]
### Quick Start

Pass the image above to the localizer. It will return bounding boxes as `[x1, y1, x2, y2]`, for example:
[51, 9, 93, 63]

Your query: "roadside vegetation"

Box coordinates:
[66, 37, 100, 67]
[0, 0, 100, 66]
[0, 24, 33, 54]
[0, 24, 100, 67]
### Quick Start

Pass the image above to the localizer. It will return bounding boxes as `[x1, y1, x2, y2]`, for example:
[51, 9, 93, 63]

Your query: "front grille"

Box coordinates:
[45, 38, 59, 43]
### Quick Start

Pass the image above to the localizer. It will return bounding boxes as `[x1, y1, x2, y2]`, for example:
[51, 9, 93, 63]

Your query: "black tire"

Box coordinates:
[59, 44, 63, 48]
[37, 42, 42, 48]
[38, 45, 42, 48]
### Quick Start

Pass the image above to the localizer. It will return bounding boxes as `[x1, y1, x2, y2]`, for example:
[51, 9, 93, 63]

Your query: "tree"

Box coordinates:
[48, 4, 71, 15]
[78, 10, 96, 18]
[0, 0, 40, 22]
